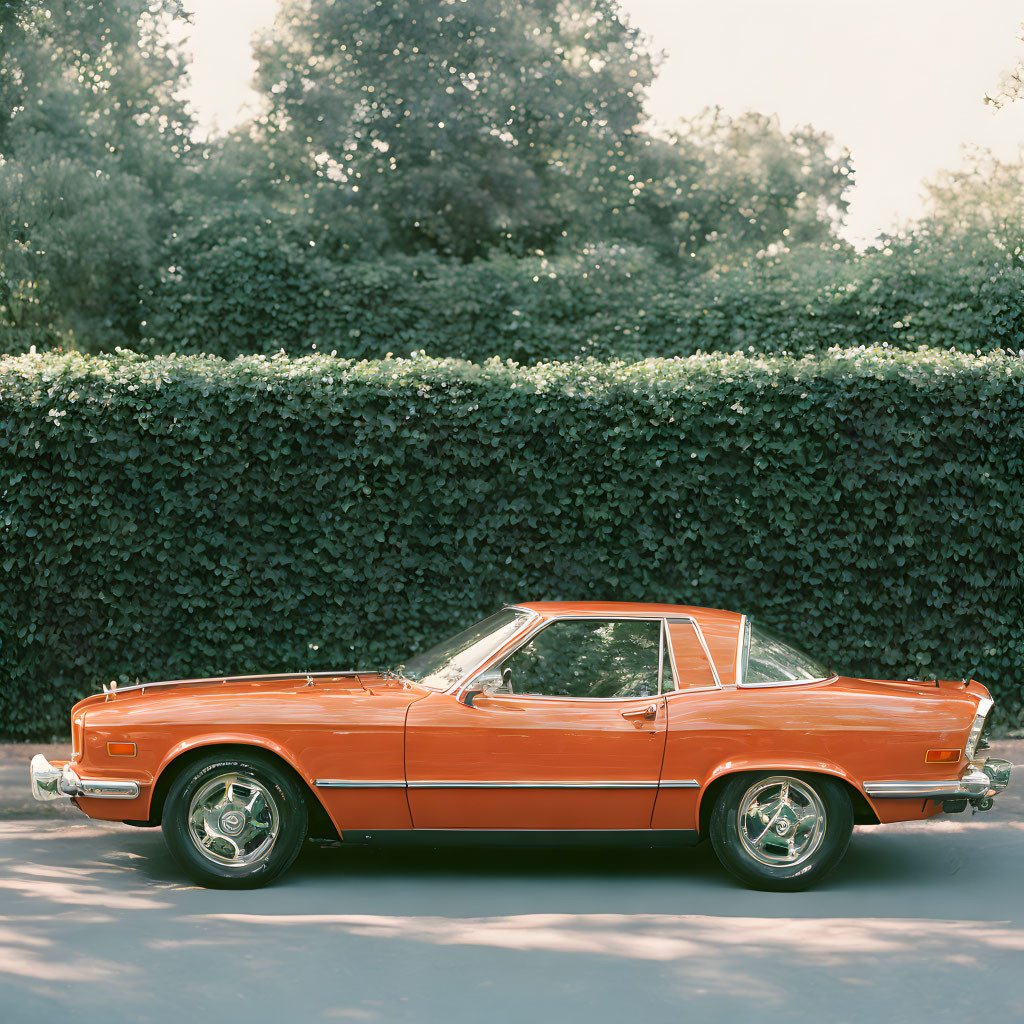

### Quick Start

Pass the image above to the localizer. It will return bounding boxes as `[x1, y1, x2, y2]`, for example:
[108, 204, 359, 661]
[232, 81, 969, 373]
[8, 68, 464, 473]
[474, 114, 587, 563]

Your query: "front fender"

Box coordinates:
[157, 731, 308, 775]
[149, 732, 320, 816]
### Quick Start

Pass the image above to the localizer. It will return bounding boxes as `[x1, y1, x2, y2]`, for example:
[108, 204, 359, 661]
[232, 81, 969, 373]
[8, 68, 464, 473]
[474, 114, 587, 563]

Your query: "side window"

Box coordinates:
[664, 619, 717, 690]
[501, 619, 661, 698]
[745, 623, 831, 684]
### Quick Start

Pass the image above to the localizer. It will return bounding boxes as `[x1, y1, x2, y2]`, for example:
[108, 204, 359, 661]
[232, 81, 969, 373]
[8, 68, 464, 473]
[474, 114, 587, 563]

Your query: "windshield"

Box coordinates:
[745, 622, 833, 685]
[401, 608, 533, 691]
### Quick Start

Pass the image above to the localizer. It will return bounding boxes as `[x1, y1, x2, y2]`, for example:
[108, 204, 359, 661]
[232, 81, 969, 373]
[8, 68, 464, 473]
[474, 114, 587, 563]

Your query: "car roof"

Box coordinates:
[511, 601, 743, 625]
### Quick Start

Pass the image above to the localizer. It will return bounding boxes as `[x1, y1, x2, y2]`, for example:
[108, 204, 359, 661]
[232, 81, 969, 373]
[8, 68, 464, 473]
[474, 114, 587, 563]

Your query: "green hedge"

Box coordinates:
[134, 239, 1024, 362]
[2, 347, 1023, 738]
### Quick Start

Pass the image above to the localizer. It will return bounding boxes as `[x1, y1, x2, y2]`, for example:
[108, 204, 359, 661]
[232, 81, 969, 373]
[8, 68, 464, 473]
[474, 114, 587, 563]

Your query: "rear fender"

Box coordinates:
[695, 756, 879, 833]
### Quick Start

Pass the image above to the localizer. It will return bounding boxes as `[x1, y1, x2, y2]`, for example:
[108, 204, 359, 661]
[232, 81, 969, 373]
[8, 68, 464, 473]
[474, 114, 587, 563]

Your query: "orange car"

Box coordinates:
[30, 601, 1011, 891]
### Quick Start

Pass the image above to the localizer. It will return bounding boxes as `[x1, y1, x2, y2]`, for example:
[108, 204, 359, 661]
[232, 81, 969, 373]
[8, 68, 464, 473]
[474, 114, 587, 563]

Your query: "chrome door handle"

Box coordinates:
[621, 703, 658, 721]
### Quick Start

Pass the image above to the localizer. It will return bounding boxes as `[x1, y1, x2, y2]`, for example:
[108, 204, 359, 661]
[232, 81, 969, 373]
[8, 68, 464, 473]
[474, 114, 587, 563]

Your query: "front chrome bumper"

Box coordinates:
[30, 754, 140, 801]
[864, 758, 1013, 801]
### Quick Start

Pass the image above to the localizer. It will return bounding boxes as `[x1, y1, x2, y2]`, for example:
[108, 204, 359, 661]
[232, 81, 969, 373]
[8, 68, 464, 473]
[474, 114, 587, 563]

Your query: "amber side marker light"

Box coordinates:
[925, 749, 961, 764]
[107, 742, 137, 757]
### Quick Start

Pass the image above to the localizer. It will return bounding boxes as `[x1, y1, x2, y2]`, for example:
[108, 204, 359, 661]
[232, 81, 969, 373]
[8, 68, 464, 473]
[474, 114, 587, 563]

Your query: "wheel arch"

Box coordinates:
[147, 737, 337, 838]
[695, 762, 879, 837]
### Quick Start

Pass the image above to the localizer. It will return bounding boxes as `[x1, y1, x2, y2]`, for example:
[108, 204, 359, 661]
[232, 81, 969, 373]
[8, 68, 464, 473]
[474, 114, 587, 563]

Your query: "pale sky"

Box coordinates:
[182, 0, 1024, 245]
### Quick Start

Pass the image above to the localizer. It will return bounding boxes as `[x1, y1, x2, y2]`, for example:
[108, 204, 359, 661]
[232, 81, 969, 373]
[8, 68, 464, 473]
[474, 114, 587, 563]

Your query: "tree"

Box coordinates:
[587, 108, 852, 265]
[917, 149, 1024, 256]
[249, 1, 851, 265]
[0, 1, 194, 349]
[251, 0, 657, 259]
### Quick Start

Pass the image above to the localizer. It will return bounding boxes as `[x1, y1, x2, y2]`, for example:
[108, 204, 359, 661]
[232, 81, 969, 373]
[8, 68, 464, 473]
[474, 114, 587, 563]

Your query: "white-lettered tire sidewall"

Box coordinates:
[162, 752, 308, 889]
[709, 771, 853, 892]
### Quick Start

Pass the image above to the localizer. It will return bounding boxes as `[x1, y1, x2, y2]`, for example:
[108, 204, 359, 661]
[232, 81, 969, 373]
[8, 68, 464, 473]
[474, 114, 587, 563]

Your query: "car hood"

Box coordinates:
[71, 670, 411, 715]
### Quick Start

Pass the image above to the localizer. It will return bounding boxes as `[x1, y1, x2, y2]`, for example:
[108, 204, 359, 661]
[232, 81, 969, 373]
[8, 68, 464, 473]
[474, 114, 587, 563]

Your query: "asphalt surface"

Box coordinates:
[1, 740, 1022, 1023]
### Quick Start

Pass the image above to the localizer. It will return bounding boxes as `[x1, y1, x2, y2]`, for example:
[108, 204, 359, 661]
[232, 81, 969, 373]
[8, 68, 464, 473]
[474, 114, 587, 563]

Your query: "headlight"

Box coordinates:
[964, 698, 993, 761]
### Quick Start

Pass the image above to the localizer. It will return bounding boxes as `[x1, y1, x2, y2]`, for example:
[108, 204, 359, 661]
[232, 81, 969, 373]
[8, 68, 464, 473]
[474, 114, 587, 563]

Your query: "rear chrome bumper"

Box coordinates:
[864, 758, 1013, 801]
[30, 754, 140, 801]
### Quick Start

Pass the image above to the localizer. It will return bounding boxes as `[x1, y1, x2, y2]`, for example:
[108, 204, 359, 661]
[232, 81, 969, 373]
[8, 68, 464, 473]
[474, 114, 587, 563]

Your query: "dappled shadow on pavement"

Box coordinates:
[1, 810, 1023, 1024]
[2, 738, 1021, 1022]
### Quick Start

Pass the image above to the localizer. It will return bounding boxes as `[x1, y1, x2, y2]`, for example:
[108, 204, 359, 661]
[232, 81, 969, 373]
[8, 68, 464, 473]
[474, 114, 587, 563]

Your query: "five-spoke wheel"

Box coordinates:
[163, 752, 307, 889]
[710, 772, 853, 891]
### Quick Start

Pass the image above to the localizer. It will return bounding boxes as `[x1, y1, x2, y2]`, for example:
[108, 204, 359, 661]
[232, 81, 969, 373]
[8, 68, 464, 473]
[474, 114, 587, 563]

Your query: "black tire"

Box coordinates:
[162, 751, 308, 889]
[709, 772, 853, 892]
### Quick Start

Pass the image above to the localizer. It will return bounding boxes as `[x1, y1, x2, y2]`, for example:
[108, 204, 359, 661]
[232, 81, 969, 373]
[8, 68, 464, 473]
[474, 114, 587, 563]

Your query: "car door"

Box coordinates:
[404, 617, 670, 829]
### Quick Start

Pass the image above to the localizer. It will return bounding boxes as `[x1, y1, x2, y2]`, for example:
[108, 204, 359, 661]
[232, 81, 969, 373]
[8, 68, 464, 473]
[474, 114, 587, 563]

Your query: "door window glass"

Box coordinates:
[500, 619, 661, 698]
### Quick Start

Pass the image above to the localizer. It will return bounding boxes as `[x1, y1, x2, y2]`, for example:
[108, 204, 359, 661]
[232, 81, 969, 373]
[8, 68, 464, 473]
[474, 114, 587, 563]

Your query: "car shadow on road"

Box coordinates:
[4, 815, 1024, 1024]
[0, 816, 998, 893]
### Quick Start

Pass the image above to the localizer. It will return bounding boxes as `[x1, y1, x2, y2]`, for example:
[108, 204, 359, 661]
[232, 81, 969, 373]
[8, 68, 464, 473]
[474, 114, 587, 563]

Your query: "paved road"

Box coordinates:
[1, 741, 1021, 1023]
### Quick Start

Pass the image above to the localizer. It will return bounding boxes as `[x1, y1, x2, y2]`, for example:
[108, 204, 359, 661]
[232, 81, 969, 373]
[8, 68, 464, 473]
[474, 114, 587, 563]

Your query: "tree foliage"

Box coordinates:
[0, 0, 194, 348]
[596, 109, 851, 264]
[251, 0, 657, 258]
[247, 0, 849, 262]
[917, 149, 1024, 256]
[0, 0, 857, 351]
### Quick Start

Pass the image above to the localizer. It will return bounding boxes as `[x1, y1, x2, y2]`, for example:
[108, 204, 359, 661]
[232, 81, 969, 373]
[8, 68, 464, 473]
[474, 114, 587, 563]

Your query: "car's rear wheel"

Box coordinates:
[162, 751, 308, 889]
[709, 772, 853, 891]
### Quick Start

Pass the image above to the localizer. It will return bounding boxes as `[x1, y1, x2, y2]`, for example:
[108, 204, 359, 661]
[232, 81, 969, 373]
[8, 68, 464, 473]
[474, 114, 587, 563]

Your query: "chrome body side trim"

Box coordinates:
[657, 620, 666, 694]
[30, 754, 140, 801]
[864, 760, 1012, 800]
[407, 780, 661, 789]
[734, 614, 748, 688]
[317, 779, 699, 790]
[314, 780, 406, 788]
[319, 779, 700, 790]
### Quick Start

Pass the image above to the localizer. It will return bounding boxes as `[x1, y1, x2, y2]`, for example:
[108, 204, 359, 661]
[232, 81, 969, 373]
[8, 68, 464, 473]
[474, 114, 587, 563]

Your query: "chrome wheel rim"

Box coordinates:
[187, 772, 280, 868]
[737, 776, 827, 867]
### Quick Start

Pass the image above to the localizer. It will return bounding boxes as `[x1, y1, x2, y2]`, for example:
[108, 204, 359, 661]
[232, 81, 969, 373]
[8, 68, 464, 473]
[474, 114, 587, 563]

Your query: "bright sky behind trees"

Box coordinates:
[181, 0, 1024, 246]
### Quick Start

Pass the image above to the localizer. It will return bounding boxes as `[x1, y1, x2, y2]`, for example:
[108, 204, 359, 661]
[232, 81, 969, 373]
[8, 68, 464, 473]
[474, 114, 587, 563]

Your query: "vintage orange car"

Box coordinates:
[31, 601, 1011, 891]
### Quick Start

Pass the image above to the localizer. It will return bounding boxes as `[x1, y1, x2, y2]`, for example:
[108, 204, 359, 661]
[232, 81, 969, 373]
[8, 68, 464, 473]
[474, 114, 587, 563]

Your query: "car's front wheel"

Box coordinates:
[162, 751, 308, 889]
[709, 772, 853, 891]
